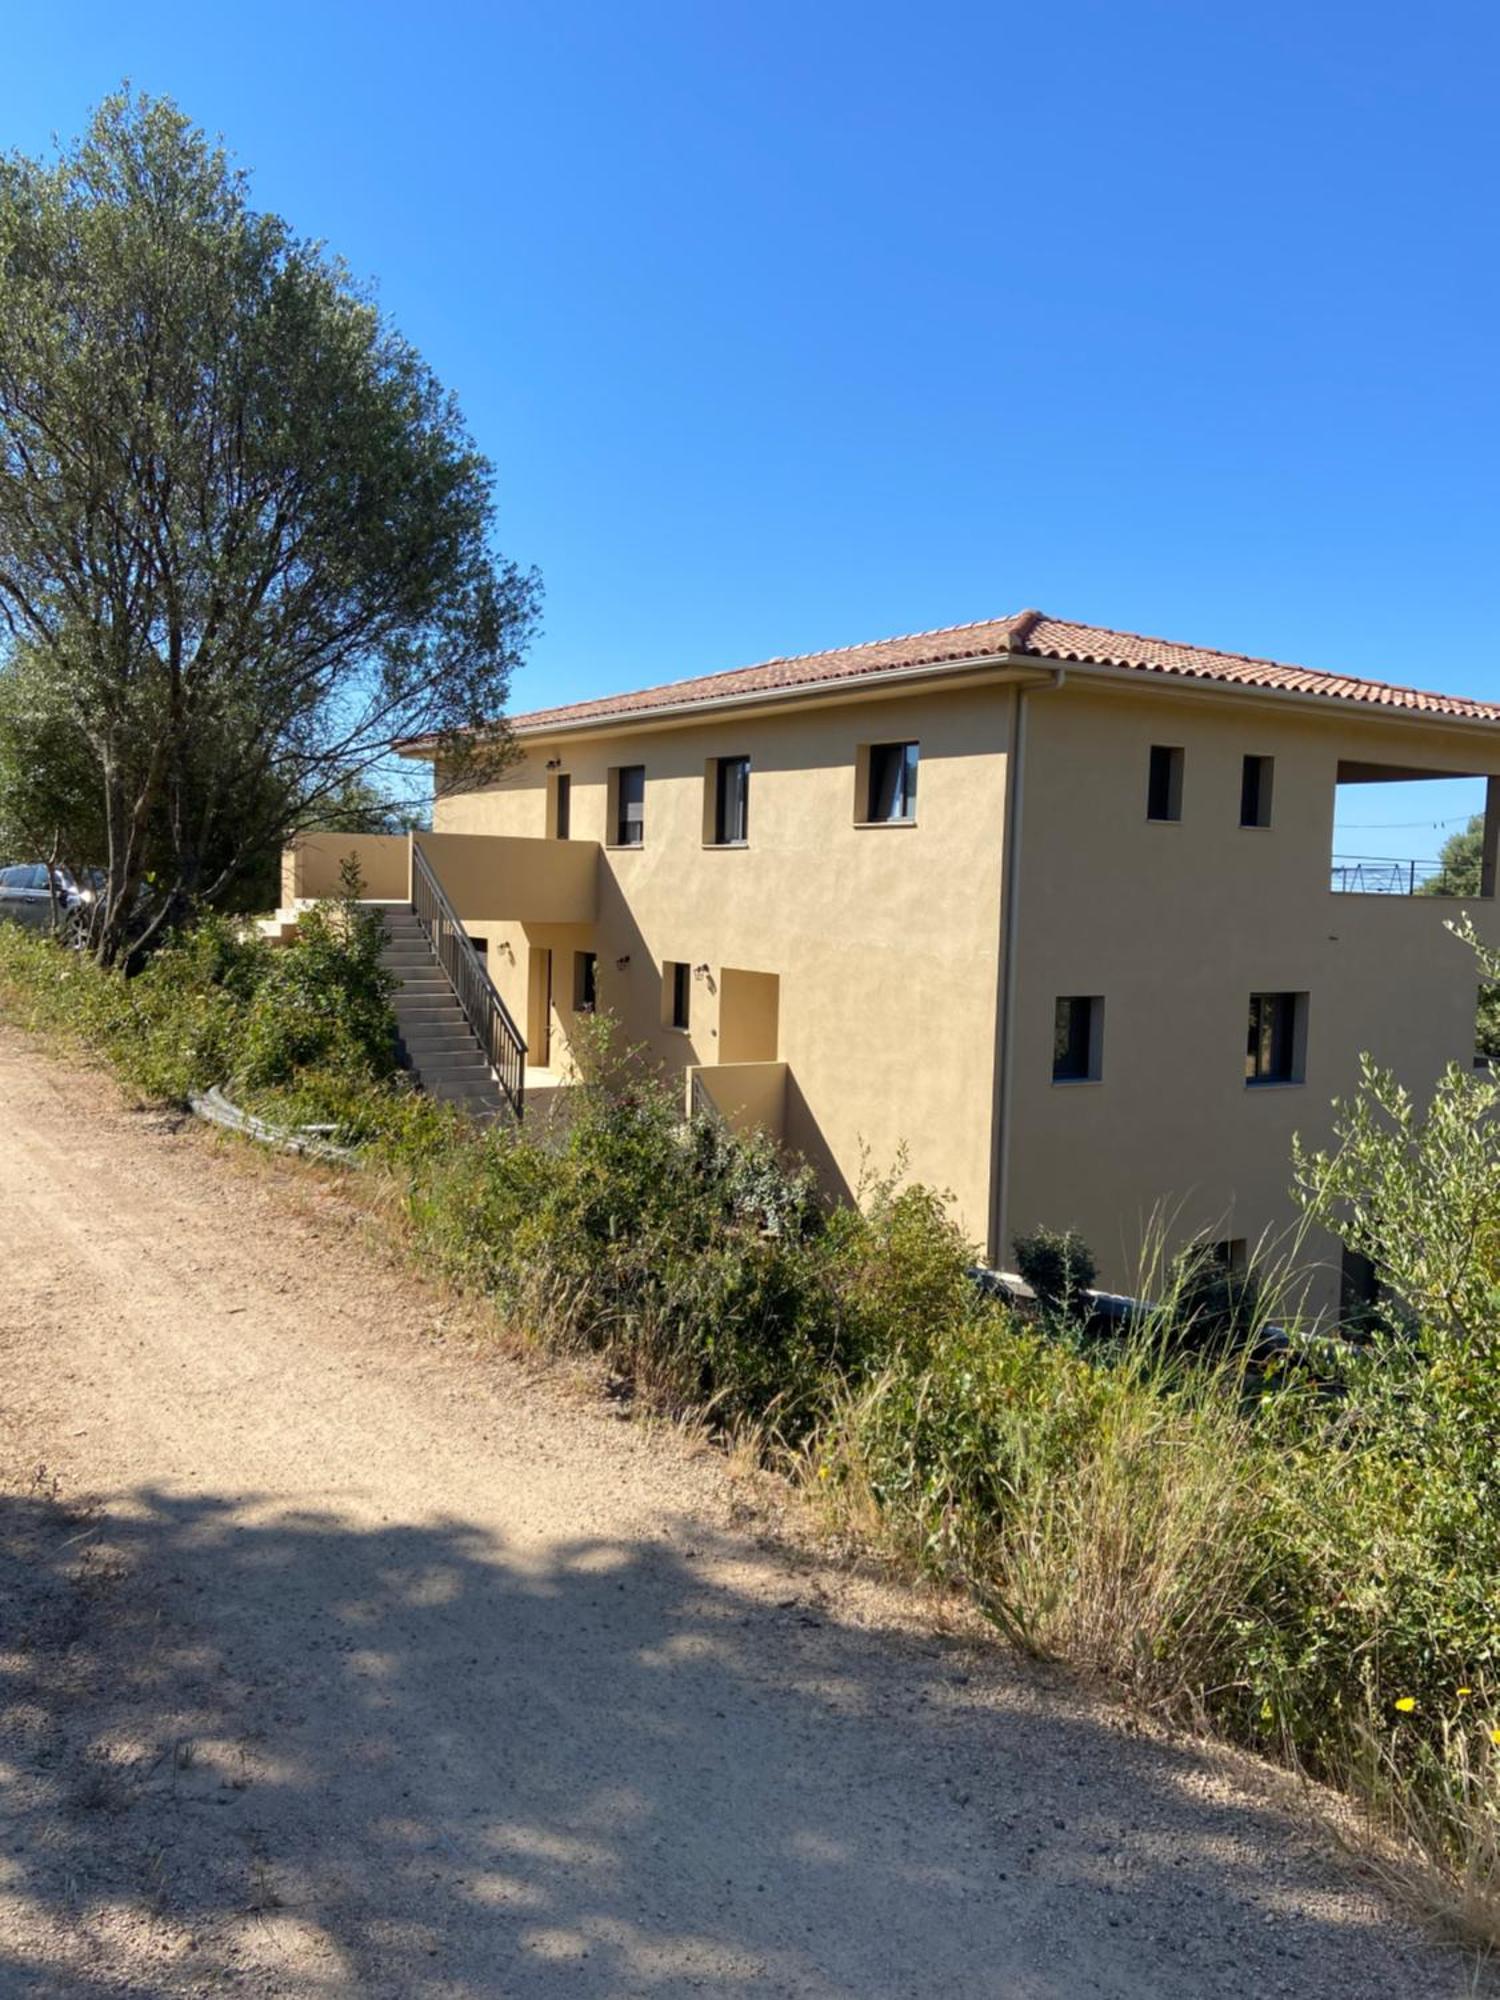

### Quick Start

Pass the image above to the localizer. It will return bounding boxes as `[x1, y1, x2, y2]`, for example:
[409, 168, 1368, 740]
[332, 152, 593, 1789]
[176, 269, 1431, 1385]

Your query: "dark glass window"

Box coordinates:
[670, 960, 691, 1030]
[715, 756, 750, 844]
[554, 773, 571, 839]
[573, 950, 596, 1012]
[1246, 991, 1304, 1084]
[1340, 1245, 1379, 1322]
[1147, 745, 1184, 822]
[868, 742, 918, 823]
[1240, 755, 1274, 828]
[1052, 996, 1103, 1082]
[615, 765, 645, 846]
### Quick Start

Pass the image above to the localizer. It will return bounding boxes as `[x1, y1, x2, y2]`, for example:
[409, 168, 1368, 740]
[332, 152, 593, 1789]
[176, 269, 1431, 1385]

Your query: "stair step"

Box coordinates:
[430, 1084, 503, 1108]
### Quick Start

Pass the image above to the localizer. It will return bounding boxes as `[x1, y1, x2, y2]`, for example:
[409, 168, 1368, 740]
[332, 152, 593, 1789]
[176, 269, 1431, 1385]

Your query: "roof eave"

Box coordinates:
[395, 643, 1500, 759]
[1016, 651, 1500, 734]
[398, 653, 1054, 756]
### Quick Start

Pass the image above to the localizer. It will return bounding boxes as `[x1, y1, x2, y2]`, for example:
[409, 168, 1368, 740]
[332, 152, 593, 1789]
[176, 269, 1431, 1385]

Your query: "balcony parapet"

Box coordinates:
[686, 1060, 788, 1142]
[281, 830, 599, 926]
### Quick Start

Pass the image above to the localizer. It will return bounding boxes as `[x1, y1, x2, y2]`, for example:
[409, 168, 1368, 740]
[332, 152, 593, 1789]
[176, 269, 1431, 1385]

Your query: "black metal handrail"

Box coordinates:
[1330, 854, 1473, 897]
[410, 840, 527, 1119]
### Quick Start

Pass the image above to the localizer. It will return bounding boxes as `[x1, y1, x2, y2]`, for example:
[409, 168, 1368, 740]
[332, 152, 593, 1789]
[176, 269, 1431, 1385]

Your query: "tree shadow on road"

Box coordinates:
[0, 1477, 1460, 1999]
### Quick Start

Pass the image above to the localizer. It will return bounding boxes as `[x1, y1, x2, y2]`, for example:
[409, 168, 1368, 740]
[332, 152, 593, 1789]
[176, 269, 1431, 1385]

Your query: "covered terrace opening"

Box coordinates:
[1330, 762, 1500, 897]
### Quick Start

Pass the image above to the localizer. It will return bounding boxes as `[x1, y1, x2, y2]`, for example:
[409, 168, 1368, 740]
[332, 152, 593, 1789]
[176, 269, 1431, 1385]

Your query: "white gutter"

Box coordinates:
[988, 665, 1067, 1269]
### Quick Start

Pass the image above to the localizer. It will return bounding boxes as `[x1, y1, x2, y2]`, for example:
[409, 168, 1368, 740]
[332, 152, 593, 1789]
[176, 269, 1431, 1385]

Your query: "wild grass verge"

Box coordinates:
[1, 920, 1496, 1954]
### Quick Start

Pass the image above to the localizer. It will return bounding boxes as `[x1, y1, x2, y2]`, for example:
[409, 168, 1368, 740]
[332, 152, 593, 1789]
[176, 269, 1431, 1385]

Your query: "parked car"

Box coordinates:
[0, 863, 98, 936]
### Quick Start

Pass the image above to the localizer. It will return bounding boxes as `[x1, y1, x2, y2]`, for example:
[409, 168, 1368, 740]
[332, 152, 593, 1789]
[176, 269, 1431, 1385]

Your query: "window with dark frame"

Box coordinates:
[1211, 1238, 1248, 1275]
[1052, 995, 1103, 1082]
[714, 755, 750, 844]
[1340, 1245, 1380, 1323]
[1246, 991, 1304, 1084]
[1147, 745, 1184, 822]
[867, 741, 919, 823]
[668, 960, 691, 1031]
[573, 949, 597, 1013]
[554, 773, 571, 839]
[1240, 755, 1274, 829]
[614, 764, 645, 846]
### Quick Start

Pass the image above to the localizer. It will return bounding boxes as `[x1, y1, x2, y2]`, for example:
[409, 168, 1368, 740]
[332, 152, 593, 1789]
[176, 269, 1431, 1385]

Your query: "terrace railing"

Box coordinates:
[410, 840, 527, 1119]
[1330, 855, 1474, 897]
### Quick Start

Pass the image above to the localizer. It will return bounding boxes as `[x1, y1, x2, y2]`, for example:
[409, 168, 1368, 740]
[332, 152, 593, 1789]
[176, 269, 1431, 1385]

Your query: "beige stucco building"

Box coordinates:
[285, 610, 1500, 1313]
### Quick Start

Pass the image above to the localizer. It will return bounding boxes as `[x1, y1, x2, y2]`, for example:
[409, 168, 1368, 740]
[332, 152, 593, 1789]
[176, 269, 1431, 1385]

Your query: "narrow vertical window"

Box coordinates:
[573, 950, 596, 1012]
[554, 772, 571, 839]
[613, 764, 645, 846]
[714, 756, 750, 844]
[867, 742, 919, 823]
[1246, 991, 1306, 1084]
[1052, 996, 1104, 1082]
[1240, 755, 1274, 828]
[666, 960, 691, 1030]
[1147, 745, 1184, 822]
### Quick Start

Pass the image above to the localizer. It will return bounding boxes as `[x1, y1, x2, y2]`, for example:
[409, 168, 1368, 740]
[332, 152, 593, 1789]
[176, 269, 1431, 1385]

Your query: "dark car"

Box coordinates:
[0, 863, 98, 935]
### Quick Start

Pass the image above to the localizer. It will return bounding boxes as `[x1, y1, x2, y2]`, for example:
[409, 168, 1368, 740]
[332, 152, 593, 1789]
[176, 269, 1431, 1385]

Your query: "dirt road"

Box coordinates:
[0, 1026, 1467, 1997]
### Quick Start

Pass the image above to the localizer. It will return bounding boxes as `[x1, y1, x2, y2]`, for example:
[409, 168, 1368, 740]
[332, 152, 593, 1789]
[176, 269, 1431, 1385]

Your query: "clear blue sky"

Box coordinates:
[6, 2, 1498, 856]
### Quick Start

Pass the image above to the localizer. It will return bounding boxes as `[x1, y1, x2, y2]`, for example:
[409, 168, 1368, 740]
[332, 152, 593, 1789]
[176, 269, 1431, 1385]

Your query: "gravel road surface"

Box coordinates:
[0, 1025, 1470, 1997]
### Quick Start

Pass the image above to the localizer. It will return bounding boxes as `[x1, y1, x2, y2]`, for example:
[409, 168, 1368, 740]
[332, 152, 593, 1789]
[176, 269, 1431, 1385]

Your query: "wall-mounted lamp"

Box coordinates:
[545, 756, 563, 771]
[694, 963, 717, 994]
[615, 954, 631, 970]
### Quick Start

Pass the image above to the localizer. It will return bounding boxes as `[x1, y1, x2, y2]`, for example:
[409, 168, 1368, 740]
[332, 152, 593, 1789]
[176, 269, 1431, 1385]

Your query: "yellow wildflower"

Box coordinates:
[1490, 1727, 1500, 1748]
[1394, 1697, 1417, 1713]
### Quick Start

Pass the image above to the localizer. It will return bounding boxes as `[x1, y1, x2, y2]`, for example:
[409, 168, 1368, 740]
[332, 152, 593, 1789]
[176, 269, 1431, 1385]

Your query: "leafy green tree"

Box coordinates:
[0, 92, 536, 961]
[1421, 812, 1483, 896]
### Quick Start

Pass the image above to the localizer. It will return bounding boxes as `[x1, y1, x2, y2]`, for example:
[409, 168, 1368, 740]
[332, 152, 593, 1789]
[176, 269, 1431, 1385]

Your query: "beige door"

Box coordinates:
[527, 948, 552, 1067]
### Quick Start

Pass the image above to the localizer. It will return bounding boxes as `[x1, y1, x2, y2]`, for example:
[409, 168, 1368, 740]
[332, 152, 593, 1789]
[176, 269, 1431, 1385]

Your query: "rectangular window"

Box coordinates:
[1052, 995, 1104, 1082]
[553, 772, 571, 839]
[714, 755, 750, 845]
[1240, 755, 1274, 828]
[1246, 991, 1306, 1085]
[667, 960, 691, 1031]
[613, 764, 645, 846]
[572, 950, 596, 1013]
[867, 742, 919, 823]
[1147, 745, 1184, 822]
[1212, 1238, 1247, 1275]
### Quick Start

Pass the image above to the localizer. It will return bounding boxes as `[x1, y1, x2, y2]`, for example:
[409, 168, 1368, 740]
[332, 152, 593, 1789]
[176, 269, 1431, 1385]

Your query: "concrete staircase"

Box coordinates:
[376, 904, 506, 1117]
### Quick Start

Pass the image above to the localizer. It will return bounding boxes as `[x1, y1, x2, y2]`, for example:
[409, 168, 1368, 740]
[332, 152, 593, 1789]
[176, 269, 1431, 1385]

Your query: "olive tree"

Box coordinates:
[0, 92, 537, 961]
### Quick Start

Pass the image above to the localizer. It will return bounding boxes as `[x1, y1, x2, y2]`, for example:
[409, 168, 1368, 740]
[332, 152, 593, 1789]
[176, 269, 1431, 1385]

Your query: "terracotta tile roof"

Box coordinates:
[481, 610, 1500, 737]
[1021, 616, 1500, 722]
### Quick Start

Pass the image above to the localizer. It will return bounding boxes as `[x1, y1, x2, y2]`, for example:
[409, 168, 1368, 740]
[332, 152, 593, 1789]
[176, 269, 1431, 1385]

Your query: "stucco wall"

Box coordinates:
[434, 685, 1015, 1240]
[687, 1060, 788, 1140]
[287, 833, 410, 903]
[1003, 681, 1500, 1304]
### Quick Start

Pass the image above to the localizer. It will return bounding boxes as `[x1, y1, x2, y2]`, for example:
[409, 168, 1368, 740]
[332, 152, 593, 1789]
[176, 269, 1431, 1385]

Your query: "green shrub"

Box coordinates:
[0, 891, 395, 1106]
[1012, 1225, 1097, 1318]
[234, 900, 395, 1095]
